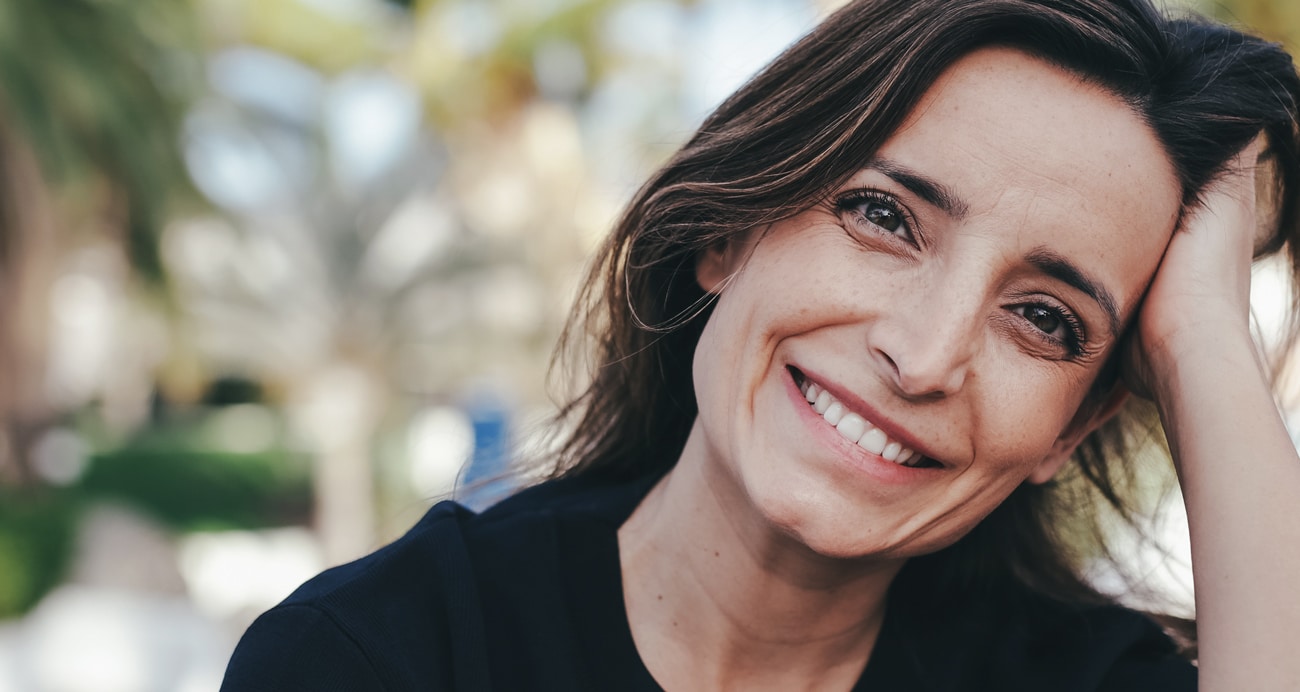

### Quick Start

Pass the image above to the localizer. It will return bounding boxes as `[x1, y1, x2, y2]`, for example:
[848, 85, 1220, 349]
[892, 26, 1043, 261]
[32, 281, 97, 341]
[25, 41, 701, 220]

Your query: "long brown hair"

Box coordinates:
[546, 0, 1300, 651]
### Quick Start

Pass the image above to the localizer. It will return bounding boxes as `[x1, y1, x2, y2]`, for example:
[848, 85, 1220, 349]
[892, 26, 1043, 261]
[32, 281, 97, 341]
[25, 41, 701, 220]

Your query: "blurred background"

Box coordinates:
[0, 0, 1293, 690]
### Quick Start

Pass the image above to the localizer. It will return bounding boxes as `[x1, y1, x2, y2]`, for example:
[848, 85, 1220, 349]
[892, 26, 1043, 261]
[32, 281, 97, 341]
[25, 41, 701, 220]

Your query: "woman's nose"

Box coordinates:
[869, 277, 983, 400]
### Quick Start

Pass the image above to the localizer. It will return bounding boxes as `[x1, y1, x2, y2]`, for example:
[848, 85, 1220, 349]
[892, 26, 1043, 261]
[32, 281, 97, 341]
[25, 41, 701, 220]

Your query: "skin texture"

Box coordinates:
[619, 47, 1187, 691]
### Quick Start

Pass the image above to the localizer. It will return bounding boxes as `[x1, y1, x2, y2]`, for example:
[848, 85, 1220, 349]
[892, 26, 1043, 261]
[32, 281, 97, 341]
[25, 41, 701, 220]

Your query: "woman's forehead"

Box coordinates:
[872, 46, 1182, 307]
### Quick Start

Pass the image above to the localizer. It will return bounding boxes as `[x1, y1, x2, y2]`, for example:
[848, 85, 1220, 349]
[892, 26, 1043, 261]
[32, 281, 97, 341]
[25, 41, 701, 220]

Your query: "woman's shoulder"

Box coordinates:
[220, 501, 484, 691]
[245, 472, 643, 618]
[220, 473, 651, 691]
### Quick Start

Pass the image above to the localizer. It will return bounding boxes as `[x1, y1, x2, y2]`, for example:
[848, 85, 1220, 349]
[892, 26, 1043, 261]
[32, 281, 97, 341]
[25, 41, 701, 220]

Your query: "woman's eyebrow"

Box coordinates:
[865, 158, 970, 218]
[1025, 248, 1121, 338]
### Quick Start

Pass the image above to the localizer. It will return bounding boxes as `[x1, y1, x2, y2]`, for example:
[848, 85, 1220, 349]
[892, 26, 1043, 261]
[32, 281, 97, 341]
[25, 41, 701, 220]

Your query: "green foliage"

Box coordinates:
[0, 491, 78, 618]
[0, 399, 319, 618]
[81, 416, 312, 532]
[0, 0, 201, 281]
[0, 404, 314, 619]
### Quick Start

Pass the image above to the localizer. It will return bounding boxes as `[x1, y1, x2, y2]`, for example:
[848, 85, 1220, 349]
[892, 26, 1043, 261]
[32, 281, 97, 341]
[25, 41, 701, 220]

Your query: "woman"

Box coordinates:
[222, 0, 1300, 689]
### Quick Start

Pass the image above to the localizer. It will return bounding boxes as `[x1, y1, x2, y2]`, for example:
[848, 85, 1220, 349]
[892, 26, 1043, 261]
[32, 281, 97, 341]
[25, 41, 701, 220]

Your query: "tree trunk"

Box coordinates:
[0, 115, 61, 485]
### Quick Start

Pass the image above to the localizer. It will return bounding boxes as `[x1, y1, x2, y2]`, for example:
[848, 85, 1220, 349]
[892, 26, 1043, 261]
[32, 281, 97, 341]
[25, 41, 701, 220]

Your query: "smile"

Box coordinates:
[791, 369, 936, 468]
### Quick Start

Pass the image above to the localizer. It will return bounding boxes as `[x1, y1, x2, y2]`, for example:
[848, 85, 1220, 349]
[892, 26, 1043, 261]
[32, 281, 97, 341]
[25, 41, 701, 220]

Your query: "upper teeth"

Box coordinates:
[800, 380, 924, 467]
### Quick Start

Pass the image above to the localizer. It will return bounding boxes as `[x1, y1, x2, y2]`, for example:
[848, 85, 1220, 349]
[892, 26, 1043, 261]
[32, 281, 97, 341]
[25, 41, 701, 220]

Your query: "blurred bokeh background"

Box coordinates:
[0, 0, 1293, 690]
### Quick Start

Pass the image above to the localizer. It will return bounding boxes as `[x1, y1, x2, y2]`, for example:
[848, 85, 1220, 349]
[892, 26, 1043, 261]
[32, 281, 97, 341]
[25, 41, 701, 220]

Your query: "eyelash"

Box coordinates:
[833, 188, 917, 245]
[833, 188, 1090, 358]
[1010, 301, 1089, 358]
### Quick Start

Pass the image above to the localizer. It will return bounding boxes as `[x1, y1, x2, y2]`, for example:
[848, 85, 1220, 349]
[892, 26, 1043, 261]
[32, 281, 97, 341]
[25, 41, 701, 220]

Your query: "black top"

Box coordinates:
[220, 473, 1197, 691]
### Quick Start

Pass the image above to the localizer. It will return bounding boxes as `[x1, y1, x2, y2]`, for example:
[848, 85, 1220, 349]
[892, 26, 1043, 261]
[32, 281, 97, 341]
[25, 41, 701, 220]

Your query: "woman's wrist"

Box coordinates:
[1142, 317, 1259, 410]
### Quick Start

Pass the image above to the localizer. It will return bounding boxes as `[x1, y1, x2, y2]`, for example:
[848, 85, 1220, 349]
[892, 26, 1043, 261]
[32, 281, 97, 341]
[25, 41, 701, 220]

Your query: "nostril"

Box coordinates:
[874, 347, 902, 384]
[878, 349, 899, 376]
[874, 344, 964, 400]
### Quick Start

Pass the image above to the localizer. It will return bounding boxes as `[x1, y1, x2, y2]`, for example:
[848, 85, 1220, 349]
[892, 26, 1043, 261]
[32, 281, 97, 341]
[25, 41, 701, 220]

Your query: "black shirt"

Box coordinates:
[220, 473, 1197, 691]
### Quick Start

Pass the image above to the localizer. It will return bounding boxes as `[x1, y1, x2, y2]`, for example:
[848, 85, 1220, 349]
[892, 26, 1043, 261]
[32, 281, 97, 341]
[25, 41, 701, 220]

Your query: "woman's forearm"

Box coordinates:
[1152, 326, 1300, 690]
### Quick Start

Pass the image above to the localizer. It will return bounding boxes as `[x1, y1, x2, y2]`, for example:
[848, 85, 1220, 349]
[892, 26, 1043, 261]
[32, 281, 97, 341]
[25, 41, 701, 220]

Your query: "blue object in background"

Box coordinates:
[458, 389, 516, 510]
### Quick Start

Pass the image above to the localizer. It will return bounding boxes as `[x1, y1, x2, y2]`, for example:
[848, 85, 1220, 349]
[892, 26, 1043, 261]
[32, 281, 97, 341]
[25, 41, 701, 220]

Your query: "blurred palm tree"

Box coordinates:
[0, 0, 198, 482]
[169, 0, 684, 560]
[174, 0, 827, 560]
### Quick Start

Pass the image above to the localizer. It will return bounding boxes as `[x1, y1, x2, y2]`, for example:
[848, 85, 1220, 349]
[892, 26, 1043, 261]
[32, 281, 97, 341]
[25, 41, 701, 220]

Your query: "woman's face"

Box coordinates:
[690, 47, 1183, 560]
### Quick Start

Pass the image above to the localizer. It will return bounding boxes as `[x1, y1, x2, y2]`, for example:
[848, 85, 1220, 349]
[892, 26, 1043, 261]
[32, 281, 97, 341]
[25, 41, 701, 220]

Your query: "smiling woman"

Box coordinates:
[680, 48, 1181, 568]
[223, 1, 1300, 690]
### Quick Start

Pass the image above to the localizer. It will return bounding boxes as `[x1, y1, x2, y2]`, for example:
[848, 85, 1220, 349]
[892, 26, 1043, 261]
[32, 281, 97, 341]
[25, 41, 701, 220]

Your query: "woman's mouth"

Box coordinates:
[790, 368, 939, 468]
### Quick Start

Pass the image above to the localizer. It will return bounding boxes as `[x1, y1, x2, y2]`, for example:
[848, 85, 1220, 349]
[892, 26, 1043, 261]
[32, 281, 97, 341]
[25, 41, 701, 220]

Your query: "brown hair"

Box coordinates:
[546, 0, 1300, 652]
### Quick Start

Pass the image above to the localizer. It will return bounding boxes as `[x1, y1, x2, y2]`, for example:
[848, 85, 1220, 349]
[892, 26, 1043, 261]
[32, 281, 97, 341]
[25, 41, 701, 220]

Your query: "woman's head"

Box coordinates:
[687, 45, 1181, 560]
[551, 0, 1300, 604]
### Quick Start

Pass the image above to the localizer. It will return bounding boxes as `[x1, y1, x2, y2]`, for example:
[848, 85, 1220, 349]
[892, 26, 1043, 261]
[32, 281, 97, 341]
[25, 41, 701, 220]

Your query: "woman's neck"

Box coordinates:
[618, 428, 905, 691]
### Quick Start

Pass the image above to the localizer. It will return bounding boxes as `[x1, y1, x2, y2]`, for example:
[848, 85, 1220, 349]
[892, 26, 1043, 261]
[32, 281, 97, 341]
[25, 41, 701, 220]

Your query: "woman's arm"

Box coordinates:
[1132, 142, 1300, 691]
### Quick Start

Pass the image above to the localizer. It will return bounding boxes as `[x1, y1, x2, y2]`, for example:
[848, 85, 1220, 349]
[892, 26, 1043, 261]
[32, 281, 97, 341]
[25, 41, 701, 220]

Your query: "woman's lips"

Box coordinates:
[788, 366, 941, 469]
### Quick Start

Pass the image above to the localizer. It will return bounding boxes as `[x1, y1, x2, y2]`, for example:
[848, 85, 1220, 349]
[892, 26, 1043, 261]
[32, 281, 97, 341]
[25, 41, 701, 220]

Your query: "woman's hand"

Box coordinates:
[1124, 137, 1300, 690]
[1124, 139, 1264, 400]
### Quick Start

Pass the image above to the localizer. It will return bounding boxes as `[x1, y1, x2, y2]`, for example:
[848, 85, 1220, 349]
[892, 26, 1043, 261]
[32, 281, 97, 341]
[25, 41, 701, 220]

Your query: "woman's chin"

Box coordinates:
[745, 479, 927, 563]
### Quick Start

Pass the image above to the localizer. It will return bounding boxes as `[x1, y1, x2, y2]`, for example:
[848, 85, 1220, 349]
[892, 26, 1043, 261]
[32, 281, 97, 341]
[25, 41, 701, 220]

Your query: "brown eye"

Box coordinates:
[1008, 302, 1087, 357]
[833, 189, 915, 244]
[1021, 305, 1062, 336]
[864, 202, 903, 233]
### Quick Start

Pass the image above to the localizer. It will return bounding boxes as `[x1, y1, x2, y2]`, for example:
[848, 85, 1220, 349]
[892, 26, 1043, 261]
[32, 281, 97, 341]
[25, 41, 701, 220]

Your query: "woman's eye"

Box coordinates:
[864, 201, 904, 234]
[1019, 305, 1062, 336]
[1009, 303, 1086, 356]
[834, 190, 915, 243]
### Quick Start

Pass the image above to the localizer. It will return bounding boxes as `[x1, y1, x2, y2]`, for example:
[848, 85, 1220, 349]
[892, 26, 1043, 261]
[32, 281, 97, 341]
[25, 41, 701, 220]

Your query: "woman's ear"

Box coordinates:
[1026, 383, 1130, 485]
[696, 241, 742, 294]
